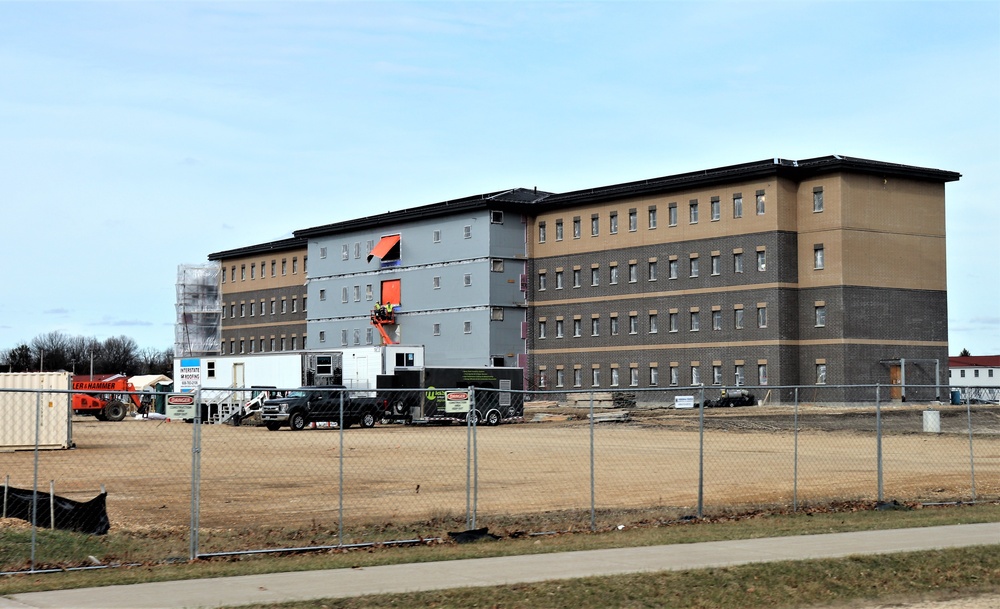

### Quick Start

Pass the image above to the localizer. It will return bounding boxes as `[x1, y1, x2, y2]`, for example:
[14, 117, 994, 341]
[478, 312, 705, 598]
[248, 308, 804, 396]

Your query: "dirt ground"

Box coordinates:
[1, 403, 997, 541]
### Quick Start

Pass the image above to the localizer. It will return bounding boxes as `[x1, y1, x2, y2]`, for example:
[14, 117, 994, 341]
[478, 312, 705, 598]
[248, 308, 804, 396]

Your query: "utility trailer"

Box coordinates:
[0, 372, 74, 449]
[377, 367, 524, 425]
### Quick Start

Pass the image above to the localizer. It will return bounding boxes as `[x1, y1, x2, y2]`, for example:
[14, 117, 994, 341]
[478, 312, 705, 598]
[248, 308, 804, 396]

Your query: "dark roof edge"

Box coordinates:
[294, 187, 553, 239]
[538, 156, 961, 208]
[208, 236, 307, 261]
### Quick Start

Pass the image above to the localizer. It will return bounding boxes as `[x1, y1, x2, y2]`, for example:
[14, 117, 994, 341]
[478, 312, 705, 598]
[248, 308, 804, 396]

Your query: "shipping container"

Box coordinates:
[0, 372, 73, 450]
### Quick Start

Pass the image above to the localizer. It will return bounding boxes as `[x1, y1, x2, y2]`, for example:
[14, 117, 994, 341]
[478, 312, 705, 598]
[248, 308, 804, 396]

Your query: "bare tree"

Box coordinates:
[30, 331, 72, 372]
[98, 335, 140, 375]
[67, 336, 102, 376]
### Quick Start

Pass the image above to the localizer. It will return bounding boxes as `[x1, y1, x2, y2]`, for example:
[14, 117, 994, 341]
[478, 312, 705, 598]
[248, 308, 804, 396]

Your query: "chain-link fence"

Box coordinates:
[2, 384, 997, 573]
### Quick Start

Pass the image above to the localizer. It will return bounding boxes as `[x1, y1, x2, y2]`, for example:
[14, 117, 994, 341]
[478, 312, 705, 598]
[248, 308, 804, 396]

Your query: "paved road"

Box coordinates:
[1, 523, 998, 609]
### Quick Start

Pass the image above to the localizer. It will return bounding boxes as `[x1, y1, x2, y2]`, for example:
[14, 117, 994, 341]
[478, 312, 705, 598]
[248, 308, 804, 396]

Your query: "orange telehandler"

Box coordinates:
[71, 377, 144, 421]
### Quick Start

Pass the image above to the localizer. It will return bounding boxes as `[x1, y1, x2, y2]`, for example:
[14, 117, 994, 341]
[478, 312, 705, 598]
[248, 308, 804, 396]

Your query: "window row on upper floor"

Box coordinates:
[536, 302, 828, 339]
[222, 256, 305, 284]
[222, 296, 306, 319]
[537, 187, 826, 243]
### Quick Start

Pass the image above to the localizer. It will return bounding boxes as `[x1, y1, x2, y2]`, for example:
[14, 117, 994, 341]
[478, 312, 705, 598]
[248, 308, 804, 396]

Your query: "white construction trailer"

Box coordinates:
[0, 372, 74, 450]
[172, 345, 424, 424]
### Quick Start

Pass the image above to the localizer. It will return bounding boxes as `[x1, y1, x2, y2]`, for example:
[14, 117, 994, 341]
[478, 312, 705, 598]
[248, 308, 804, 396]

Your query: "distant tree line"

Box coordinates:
[0, 331, 173, 377]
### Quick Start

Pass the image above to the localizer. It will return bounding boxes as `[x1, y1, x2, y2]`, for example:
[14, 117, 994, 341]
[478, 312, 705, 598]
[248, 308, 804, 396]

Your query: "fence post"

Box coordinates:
[793, 387, 799, 512]
[876, 384, 883, 502]
[966, 399, 977, 501]
[466, 391, 472, 530]
[31, 391, 41, 571]
[189, 387, 202, 561]
[471, 387, 478, 531]
[697, 384, 705, 519]
[49, 480, 55, 531]
[589, 388, 595, 532]
[339, 391, 345, 546]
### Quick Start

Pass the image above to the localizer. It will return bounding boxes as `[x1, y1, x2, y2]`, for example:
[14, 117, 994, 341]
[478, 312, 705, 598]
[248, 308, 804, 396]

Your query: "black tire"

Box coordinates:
[104, 401, 127, 422]
[94, 413, 107, 421]
[361, 411, 376, 428]
[265, 422, 281, 431]
[466, 410, 479, 425]
[289, 412, 307, 431]
[394, 401, 407, 415]
[485, 409, 501, 426]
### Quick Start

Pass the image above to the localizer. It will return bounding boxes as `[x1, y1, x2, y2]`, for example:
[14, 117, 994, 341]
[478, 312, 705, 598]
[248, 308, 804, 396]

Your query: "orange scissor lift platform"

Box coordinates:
[370, 306, 397, 345]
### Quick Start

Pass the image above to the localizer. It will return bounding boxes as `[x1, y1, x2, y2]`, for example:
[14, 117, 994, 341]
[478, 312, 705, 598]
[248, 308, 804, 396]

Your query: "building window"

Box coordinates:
[712, 310, 722, 330]
[734, 252, 744, 273]
[756, 190, 766, 215]
[269, 338, 275, 351]
[491, 307, 504, 321]
[491, 210, 503, 224]
[341, 245, 349, 260]
[281, 299, 287, 314]
[591, 317, 600, 336]
[690, 257, 699, 278]
[630, 367, 639, 387]
[758, 305, 767, 328]
[648, 261, 657, 281]
[573, 318, 582, 337]
[735, 365, 745, 386]
[670, 366, 679, 386]
[292, 257, 298, 274]
[669, 259, 678, 280]
[431, 229, 441, 243]
[815, 305, 826, 327]
[354, 285, 361, 301]
[491, 258, 504, 272]
[319, 331, 326, 343]
[610, 368, 620, 387]
[341, 287, 349, 303]
[340, 330, 347, 346]
[758, 364, 768, 385]
[711, 254, 720, 276]
[689, 201, 699, 224]
[735, 308, 744, 329]
[974, 369, 980, 377]
[690, 311, 700, 331]
[712, 365, 722, 385]
[816, 363, 827, 384]
[691, 366, 700, 386]
[668, 203, 677, 226]
[757, 250, 766, 271]
[814, 245, 825, 270]
[733, 194, 743, 218]
[538, 222, 546, 243]
[711, 197, 720, 221]
[629, 314, 638, 334]
[628, 263, 637, 283]
[572, 217, 581, 239]
[538, 371, 547, 389]
[240, 303, 246, 317]
[240, 264, 246, 281]
[464, 225, 472, 239]
[281, 259, 287, 275]
[813, 187, 824, 212]
[591, 267, 600, 286]
[271, 260, 277, 277]
[610, 315, 619, 335]
[292, 298, 298, 313]
[591, 214, 599, 236]
[556, 369, 565, 388]
[431, 323, 440, 337]
[555, 270, 564, 289]
[555, 220, 564, 241]
[609, 265, 618, 284]
[249, 302, 255, 317]
[556, 319, 564, 338]
[464, 321, 472, 334]
[669, 311, 678, 332]
[464, 274, 472, 287]
[538, 320, 546, 339]
[568, 368, 580, 388]
[592, 368, 600, 387]
[649, 366, 658, 386]
[628, 209, 638, 231]
[270, 300, 276, 315]
[648, 313, 658, 333]
[320, 247, 328, 259]
[609, 212, 618, 234]
[538, 272, 546, 291]
[648, 206, 657, 229]
[250, 263, 256, 279]
[230, 266, 236, 282]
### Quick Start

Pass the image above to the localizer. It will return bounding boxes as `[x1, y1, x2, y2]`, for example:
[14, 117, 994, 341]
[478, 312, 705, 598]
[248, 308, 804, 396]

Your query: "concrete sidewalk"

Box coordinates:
[2, 522, 998, 609]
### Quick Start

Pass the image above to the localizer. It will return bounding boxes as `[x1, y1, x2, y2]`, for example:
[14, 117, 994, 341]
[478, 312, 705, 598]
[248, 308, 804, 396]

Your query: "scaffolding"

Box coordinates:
[175, 263, 222, 358]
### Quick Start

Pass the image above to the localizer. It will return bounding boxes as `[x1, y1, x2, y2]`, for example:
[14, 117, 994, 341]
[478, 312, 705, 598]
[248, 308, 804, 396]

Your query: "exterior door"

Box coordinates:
[233, 363, 245, 388]
[889, 364, 902, 400]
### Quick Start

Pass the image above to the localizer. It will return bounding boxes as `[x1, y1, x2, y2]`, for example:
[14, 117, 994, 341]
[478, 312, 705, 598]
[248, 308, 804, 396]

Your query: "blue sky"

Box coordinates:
[1, 2, 997, 356]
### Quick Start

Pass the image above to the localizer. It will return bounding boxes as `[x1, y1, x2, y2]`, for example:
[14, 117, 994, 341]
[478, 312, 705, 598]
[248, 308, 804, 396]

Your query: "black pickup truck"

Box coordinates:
[260, 386, 383, 431]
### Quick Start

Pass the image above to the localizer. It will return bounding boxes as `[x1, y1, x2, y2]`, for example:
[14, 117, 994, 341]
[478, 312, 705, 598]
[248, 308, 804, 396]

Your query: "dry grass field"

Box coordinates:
[1, 402, 997, 553]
